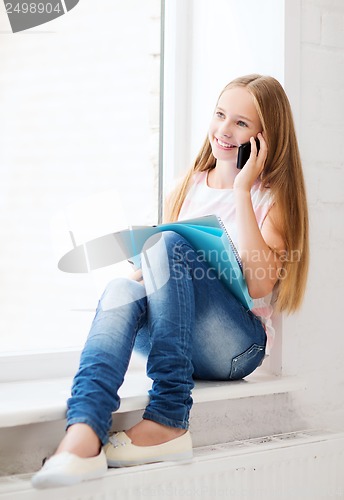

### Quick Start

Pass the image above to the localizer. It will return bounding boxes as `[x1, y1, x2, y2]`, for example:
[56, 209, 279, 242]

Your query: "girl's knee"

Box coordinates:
[100, 277, 146, 311]
[161, 230, 187, 250]
[143, 231, 188, 261]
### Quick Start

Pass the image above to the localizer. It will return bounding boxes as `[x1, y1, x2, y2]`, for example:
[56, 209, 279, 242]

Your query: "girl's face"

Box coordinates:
[208, 86, 262, 164]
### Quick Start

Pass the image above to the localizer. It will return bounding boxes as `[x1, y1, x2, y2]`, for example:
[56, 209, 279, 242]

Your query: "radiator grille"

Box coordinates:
[0, 430, 343, 500]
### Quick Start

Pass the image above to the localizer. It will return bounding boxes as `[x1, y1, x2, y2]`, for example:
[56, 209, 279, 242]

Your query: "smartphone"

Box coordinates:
[236, 138, 260, 169]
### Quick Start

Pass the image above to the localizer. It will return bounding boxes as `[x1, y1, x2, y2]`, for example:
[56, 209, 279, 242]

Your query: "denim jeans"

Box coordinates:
[67, 231, 266, 445]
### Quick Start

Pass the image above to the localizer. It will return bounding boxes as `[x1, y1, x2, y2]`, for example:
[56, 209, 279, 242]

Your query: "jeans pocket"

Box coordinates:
[229, 343, 266, 380]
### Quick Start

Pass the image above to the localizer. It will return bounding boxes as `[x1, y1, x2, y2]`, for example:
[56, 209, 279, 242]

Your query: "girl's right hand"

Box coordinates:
[129, 268, 144, 285]
[233, 132, 267, 192]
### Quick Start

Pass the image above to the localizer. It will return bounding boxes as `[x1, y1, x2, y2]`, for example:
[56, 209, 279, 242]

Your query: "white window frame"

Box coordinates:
[0, 0, 301, 382]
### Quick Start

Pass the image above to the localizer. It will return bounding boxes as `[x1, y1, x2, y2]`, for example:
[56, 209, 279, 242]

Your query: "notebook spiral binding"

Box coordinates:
[217, 217, 243, 272]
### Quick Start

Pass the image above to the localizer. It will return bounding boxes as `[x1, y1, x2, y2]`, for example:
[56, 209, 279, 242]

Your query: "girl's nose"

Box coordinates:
[219, 121, 232, 138]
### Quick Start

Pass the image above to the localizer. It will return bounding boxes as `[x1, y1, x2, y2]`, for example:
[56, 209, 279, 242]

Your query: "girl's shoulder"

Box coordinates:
[251, 179, 274, 204]
[250, 181, 275, 229]
[190, 170, 207, 186]
[165, 170, 206, 195]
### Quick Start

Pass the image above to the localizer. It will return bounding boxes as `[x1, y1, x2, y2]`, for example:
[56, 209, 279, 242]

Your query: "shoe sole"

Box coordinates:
[107, 450, 193, 468]
[32, 467, 107, 489]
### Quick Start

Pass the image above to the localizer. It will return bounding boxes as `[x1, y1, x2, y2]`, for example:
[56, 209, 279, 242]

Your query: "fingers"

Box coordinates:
[251, 132, 267, 165]
[257, 132, 267, 157]
[130, 268, 143, 282]
[250, 135, 257, 155]
[245, 133, 267, 180]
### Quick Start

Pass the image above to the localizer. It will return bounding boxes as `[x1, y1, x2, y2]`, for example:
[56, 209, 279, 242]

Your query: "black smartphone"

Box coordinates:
[236, 138, 260, 169]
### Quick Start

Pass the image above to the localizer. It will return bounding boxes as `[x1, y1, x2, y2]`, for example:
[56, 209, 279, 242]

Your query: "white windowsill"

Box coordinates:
[0, 368, 306, 429]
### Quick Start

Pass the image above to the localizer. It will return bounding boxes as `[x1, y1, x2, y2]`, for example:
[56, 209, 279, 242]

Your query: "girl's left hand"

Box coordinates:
[233, 132, 267, 192]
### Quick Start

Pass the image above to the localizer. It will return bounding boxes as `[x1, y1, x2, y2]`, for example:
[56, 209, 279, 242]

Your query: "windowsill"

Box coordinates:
[0, 368, 306, 429]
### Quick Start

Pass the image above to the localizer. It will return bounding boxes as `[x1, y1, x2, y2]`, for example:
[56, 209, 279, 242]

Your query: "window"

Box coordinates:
[0, 0, 300, 378]
[0, 0, 162, 352]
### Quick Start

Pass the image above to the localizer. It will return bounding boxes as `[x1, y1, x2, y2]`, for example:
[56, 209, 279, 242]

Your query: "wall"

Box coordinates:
[283, 0, 344, 431]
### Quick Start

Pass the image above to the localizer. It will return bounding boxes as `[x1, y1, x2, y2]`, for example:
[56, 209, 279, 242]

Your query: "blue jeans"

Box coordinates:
[67, 231, 266, 445]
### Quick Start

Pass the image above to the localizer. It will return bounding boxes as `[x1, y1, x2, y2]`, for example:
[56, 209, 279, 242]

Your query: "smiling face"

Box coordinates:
[208, 86, 262, 165]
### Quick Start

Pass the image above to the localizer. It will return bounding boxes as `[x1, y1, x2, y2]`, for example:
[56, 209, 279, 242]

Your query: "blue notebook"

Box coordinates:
[58, 214, 253, 310]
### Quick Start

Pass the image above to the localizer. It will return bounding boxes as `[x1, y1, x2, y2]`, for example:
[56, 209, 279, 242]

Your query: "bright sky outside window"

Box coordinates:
[0, 0, 161, 352]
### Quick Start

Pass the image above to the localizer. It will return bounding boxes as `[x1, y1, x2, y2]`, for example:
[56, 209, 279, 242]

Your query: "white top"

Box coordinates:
[178, 170, 276, 354]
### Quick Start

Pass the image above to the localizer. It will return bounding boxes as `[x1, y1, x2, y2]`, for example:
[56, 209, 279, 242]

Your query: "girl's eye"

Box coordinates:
[237, 120, 248, 127]
[215, 111, 225, 118]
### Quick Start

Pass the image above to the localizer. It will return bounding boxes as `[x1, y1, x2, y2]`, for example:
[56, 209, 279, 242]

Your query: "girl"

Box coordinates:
[32, 74, 309, 488]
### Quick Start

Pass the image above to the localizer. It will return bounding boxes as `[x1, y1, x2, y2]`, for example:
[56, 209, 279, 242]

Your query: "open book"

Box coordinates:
[58, 214, 253, 310]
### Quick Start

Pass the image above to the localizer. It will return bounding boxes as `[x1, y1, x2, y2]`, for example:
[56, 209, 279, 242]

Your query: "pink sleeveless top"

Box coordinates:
[178, 171, 276, 354]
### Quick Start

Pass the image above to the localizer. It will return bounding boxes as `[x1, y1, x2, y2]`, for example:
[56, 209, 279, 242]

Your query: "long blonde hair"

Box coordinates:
[165, 74, 309, 313]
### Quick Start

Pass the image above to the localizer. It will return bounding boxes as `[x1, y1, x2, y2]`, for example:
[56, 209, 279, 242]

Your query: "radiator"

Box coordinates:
[0, 430, 343, 500]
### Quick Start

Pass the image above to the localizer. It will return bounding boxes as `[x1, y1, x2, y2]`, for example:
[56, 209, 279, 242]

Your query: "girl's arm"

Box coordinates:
[234, 134, 285, 299]
[234, 192, 285, 298]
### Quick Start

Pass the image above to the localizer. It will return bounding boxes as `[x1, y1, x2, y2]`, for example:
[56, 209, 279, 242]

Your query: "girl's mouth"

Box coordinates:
[216, 138, 236, 150]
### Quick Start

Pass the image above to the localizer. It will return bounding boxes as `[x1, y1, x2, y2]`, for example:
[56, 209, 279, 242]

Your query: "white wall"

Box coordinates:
[283, 0, 344, 431]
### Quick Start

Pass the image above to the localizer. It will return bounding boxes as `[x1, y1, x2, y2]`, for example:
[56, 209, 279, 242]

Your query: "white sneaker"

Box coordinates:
[31, 449, 108, 489]
[105, 430, 193, 467]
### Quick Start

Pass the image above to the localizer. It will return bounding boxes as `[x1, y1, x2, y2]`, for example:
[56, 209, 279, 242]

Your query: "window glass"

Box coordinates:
[0, 0, 161, 352]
